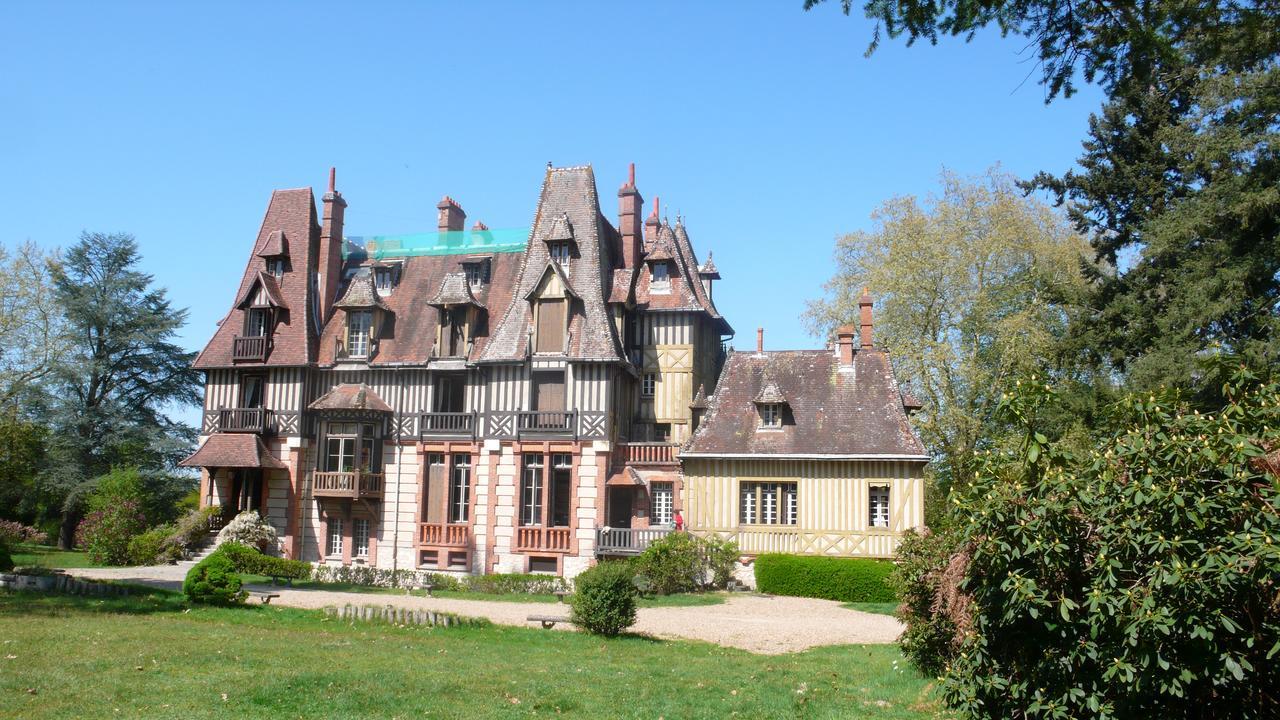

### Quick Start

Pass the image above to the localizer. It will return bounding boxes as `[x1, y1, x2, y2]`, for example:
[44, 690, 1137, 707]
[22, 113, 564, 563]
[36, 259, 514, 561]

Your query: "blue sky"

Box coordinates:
[2, 1, 1104, 423]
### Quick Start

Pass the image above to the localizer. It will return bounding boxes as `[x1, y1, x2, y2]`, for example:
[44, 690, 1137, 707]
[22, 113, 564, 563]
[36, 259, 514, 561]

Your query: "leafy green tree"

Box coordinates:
[909, 362, 1280, 717]
[0, 241, 66, 406]
[805, 168, 1093, 504]
[42, 232, 200, 547]
[0, 412, 47, 525]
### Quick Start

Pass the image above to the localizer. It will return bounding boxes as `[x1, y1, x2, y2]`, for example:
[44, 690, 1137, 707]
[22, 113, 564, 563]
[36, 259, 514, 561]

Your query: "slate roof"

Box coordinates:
[194, 188, 320, 368]
[698, 252, 720, 279]
[308, 383, 393, 413]
[689, 384, 709, 409]
[478, 166, 626, 363]
[633, 220, 731, 334]
[428, 272, 485, 308]
[683, 349, 928, 458]
[235, 271, 288, 309]
[257, 229, 288, 257]
[333, 268, 390, 310]
[179, 434, 287, 469]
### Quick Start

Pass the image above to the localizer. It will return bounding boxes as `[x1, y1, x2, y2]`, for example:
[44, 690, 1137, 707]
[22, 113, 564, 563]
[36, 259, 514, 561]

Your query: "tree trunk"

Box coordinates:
[58, 510, 80, 550]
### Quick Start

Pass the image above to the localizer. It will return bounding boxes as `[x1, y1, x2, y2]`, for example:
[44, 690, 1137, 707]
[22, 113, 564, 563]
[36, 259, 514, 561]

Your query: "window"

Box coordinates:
[245, 308, 270, 337]
[548, 242, 572, 275]
[521, 454, 544, 526]
[869, 485, 890, 528]
[651, 262, 669, 283]
[642, 373, 656, 397]
[347, 310, 372, 358]
[449, 454, 471, 523]
[374, 267, 396, 296]
[550, 454, 572, 527]
[327, 517, 344, 557]
[463, 260, 490, 287]
[266, 258, 286, 279]
[740, 482, 797, 525]
[325, 422, 379, 472]
[535, 299, 566, 353]
[441, 305, 467, 357]
[759, 403, 782, 428]
[651, 482, 674, 526]
[353, 518, 370, 558]
[652, 423, 672, 442]
[240, 376, 264, 409]
[423, 453, 446, 524]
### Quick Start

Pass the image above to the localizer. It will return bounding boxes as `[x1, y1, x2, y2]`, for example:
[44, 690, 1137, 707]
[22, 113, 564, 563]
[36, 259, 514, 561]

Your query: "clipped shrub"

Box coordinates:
[754, 554, 896, 603]
[75, 500, 147, 566]
[216, 510, 278, 552]
[633, 531, 702, 594]
[127, 524, 175, 566]
[462, 573, 569, 595]
[309, 564, 443, 589]
[183, 551, 246, 605]
[216, 541, 311, 580]
[570, 561, 638, 637]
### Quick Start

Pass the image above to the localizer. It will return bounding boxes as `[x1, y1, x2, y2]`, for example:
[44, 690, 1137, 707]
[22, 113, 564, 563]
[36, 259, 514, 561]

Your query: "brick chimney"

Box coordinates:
[437, 196, 466, 232]
[835, 324, 857, 367]
[318, 167, 347, 324]
[618, 163, 644, 269]
[757, 327, 764, 353]
[858, 288, 874, 348]
[644, 197, 661, 247]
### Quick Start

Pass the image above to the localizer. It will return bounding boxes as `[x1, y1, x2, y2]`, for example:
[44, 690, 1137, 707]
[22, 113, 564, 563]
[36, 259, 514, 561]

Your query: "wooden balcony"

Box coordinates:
[419, 412, 476, 438]
[418, 522, 469, 548]
[312, 470, 384, 500]
[514, 526, 572, 553]
[517, 410, 576, 437]
[620, 442, 679, 466]
[232, 335, 268, 362]
[218, 407, 270, 434]
[596, 527, 673, 556]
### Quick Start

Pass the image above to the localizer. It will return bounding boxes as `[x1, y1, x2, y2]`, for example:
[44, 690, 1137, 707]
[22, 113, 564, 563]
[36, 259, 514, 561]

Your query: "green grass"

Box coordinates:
[10, 544, 99, 569]
[237, 575, 726, 608]
[843, 602, 901, 616]
[0, 590, 943, 719]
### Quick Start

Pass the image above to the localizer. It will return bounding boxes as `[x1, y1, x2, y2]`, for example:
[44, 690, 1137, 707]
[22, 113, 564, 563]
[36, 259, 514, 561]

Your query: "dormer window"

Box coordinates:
[548, 242, 572, 276]
[374, 267, 397, 296]
[463, 260, 490, 288]
[266, 258, 286, 279]
[347, 311, 372, 358]
[760, 403, 782, 428]
[651, 261, 669, 284]
[245, 308, 270, 338]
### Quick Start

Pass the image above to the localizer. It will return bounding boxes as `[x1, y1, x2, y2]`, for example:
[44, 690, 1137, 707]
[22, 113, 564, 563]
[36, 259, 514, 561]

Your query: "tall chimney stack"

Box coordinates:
[437, 196, 466, 233]
[318, 167, 347, 325]
[618, 163, 644, 269]
[757, 327, 764, 354]
[835, 324, 857, 368]
[858, 288, 874, 348]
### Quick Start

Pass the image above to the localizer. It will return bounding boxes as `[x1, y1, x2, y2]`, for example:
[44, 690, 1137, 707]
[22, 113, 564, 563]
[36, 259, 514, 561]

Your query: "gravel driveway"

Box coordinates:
[68, 565, 903, 654]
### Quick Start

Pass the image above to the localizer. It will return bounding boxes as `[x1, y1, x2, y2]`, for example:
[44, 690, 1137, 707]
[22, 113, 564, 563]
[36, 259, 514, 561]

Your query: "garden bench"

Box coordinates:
[247, 591, 280, 605]
[527, 614, 571, 629]
[554, 591, 569, 604]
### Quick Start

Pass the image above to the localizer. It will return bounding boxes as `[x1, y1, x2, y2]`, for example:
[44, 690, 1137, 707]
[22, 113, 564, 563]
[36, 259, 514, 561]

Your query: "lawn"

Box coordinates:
[0, 591, 944, 719]
[844, 602, 900, 616]
[10, 544, 99, 569]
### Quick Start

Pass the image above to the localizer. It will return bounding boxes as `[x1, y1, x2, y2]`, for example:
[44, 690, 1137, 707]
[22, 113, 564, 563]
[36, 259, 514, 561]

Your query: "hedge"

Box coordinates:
[753, 553, 896, 603]
[216, 542, 312, 580]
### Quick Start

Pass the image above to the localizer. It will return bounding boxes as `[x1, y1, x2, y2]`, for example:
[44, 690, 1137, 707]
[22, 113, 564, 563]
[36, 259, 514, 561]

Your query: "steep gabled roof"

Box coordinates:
[523, 260, 579, 300]
[194, 188, 320, 368]
[308, 383, 393, 413]
[479, 166, 625, 363]
[235, 271, 289, 310]
[428, 272, 485, 308]
[632, 219, 731, 333]
[257, 230, 288, 257]
[683, 349, 928, 458]
[333, 268, 390, 311]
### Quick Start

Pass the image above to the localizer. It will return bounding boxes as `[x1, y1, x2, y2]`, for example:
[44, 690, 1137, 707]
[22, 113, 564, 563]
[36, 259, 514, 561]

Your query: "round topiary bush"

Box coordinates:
[183, 551, 246, 606]
[570, 561, 638, 637]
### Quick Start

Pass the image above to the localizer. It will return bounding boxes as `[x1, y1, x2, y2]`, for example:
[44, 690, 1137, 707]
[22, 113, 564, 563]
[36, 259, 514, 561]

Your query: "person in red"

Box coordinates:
[673, 509, 684, 531]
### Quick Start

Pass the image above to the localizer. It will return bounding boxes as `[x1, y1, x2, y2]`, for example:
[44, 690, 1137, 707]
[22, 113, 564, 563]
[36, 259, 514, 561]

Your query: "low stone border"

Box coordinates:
[0, 572, 131, 597]
[324, 603, 484, 628]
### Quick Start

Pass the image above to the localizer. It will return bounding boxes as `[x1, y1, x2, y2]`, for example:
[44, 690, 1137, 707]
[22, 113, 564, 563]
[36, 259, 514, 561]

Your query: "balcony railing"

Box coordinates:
[596, 527, 674, 556]
[232, 335, 268, 362]
[517, 410, 576, 437]
[620, 442, 679, 466]
[218, 407, 270, 434]
[419, 522, 469, 548]
[312, 470, 384, 500]
[419, 412, 476, 438]
[514, 526, 572, 553]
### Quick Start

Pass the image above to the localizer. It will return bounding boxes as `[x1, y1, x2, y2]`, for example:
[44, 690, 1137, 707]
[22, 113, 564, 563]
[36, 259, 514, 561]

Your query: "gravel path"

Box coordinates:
[68, 565, 903, 654]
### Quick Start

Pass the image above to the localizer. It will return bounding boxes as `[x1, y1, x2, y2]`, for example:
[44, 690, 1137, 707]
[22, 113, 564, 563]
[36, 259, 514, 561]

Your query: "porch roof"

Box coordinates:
[180, 434, 287, 470]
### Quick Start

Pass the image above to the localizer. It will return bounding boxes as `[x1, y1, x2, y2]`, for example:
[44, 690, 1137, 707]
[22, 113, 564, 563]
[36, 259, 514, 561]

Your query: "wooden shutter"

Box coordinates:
[536, 299, 565, 353]
[424, 458, 446, 524]
[532, 372, 565, 412]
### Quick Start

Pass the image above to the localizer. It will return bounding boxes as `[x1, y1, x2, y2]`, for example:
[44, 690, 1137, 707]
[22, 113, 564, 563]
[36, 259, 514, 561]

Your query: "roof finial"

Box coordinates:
[328, 167, 336, 193]
[628, 162, 635, 187]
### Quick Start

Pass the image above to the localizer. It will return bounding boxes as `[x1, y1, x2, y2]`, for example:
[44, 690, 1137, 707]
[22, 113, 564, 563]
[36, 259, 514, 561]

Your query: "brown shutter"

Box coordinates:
[536, 299, 565, 353]
[532, 372, 565, 412]
[425, 459, 446, 524]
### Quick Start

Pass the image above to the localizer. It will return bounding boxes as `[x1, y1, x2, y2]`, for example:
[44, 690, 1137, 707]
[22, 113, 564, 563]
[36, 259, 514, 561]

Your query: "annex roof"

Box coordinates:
[179, 434, 287, 470]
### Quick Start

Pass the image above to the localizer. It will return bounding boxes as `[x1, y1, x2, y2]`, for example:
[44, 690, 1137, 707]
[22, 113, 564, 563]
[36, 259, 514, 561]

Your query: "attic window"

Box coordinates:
[650, 261, 670, 293]
[548, 242, 572, 277]
[759, 403, 782, 428]
[266, 258, 286, 279]
[347, 311, 372, 359]
[462, 260, 490, 287]
[374, 267, 397, 296]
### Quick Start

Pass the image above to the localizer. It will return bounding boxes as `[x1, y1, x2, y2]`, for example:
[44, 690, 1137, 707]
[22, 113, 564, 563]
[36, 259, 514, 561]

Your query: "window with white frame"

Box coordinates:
[327, 517, 344, 557]
[651, 482, 674, 526]
[759, 403, 782, 428]
[740, 482, 797, 525]
[869, 485, 890, 528]
[642, 372, 656, 397]
[266, 258, 286, 278]
[449, 454, 471, 523]
[521, 454, 544, 526]
[347, 310, 372, 358]
[353, 518, 370, 557]
[374, 267, 396, 296]
[548, 242, 572, 276]
[324, 422, 379, 472]
[463, 260, 490, 287]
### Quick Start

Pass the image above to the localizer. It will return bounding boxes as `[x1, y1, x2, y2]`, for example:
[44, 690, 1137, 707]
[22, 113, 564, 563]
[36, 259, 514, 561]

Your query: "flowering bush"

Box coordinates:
[215, 510, 279, 552]
[75, 500, 147, 566]
[0, 520, 48, 546]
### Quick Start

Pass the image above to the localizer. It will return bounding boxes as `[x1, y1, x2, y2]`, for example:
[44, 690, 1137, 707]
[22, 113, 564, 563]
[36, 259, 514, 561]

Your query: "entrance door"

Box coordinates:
[608, 487, 633, 528]
[230, 470, 263, 513]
